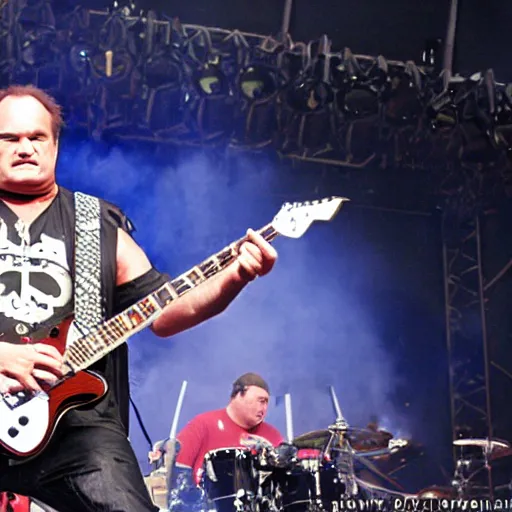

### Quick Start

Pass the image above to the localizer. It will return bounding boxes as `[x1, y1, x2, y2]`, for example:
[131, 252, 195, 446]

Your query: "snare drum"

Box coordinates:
[201, 448, 259, 511]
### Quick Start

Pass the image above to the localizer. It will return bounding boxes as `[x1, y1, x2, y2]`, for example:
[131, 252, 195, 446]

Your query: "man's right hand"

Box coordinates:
[0, 342, 64, 393]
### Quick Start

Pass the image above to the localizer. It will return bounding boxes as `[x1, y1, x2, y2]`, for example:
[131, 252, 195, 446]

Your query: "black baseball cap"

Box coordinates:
[231, 372, 270, 397]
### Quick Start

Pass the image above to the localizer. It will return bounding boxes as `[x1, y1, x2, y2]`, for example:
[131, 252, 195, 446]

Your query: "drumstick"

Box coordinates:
[284, 393, 294, 442]
[165, 380, 188, 496]
[169, 380, 188, 441]
[329, 385, 343, 421]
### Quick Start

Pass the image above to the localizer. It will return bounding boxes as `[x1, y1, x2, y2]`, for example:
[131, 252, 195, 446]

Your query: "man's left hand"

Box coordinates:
[237, 229, 277, 282]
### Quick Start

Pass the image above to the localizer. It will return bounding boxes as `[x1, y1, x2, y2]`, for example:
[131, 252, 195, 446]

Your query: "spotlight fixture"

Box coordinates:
[286, 76, 334, 113]
[194, 61, 230, 96]
[238, 65, 277, 101]
[231, 65, 279, 148]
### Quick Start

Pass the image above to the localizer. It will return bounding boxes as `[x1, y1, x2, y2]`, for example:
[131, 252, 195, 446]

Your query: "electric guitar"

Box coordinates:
[0, 196, 348, 459]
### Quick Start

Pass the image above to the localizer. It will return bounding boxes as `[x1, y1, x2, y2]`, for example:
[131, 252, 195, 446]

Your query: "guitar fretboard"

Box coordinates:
[62, 224, 278, 374]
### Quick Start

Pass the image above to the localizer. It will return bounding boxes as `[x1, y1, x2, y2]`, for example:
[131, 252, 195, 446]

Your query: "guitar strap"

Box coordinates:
[74, 192, 103, 334]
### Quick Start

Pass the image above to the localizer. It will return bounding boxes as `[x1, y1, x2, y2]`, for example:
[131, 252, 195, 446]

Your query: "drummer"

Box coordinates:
[151, 373, 283, 485]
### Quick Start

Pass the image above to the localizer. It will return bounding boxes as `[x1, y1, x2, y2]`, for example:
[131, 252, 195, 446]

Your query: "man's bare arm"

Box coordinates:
[116, 228, 277, 338]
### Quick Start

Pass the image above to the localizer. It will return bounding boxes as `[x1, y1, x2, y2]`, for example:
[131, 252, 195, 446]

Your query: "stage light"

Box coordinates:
[194, 62, 230, 96]
[280, 75, 335, 153]
[185, 59, 235, 143]
[238, 65, 277, 101]
[342, 84, 379, 118]
[2, 3, 509, 169]
[69, 43, 94, 74]
[286, 77, 334, 113]
[385, 64, 424, 126]
[146, 81, 186, 136]
[230, 65, 279, 148]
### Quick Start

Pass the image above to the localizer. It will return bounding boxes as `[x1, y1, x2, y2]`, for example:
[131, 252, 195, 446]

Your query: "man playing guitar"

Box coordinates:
[0, 85, 277, 512]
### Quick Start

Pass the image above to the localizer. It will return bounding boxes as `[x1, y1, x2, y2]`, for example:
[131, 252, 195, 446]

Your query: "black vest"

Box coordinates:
[0, 187, 130, 433]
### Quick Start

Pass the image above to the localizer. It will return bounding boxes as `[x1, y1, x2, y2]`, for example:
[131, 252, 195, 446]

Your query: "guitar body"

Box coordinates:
[0, 370, 107, 459]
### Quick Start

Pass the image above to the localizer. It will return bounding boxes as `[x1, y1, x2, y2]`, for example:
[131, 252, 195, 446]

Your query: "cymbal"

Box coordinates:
[453, 438, 510, 453]
[293, 427, 393, 453]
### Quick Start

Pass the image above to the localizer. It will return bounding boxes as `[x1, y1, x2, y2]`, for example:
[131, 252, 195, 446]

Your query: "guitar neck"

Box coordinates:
[62, 224, 278, 374]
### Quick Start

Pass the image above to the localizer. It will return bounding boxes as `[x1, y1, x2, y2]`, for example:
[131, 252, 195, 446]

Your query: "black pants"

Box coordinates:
[0, 426, 158, 512]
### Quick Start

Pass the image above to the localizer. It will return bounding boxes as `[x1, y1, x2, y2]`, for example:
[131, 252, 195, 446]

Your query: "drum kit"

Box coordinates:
[157, 420, 417, 512]
[147, 383, 512, 511]
[149, 385, 423, 512]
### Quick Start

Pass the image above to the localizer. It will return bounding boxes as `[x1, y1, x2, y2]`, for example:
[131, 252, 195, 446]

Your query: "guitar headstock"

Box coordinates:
[272, 197, 349, 238]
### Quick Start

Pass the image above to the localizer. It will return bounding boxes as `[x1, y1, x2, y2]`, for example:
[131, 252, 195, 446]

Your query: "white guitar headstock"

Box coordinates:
[272, 197, 349, 238]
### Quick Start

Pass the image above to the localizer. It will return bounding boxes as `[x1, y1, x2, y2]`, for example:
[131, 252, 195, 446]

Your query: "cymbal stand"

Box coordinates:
[451, 453, 472, 499]
[451, 441, 497, 500]
[327, 386, 358, 497]
[482, 441, 495, 501]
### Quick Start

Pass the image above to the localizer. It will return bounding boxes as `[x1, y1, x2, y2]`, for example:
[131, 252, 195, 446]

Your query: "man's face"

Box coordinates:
[236, 385, 270, 429]
[0, 95, 58, 195]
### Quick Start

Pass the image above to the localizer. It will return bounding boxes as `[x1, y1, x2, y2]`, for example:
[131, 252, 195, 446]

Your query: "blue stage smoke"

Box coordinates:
[56, 138, 450, 492]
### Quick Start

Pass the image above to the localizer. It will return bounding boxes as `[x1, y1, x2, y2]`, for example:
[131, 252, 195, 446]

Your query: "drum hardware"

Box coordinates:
[293, 426, 405, 495]
[168, 477, 213, 512]
[451, 439, 512, 501]
[451, 437, 511, 500]
[256, 442, 298, 470]
[233, 488, 258, 512]
[324, 391, 360, 499]
[451, 455, 473, 498]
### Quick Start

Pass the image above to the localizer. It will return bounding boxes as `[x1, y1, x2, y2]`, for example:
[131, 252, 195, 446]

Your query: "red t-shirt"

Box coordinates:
[176, 408, 283, 483]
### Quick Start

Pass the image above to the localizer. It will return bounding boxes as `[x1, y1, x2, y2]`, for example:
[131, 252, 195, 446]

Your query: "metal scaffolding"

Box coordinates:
[443, 213, 492, 442]
[442, 162, 512, 493]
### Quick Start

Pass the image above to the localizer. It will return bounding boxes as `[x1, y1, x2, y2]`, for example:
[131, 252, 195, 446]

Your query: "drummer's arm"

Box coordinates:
[175, 418, 206, 474]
